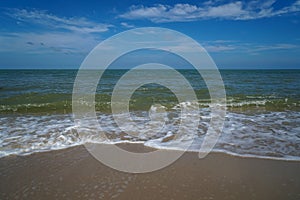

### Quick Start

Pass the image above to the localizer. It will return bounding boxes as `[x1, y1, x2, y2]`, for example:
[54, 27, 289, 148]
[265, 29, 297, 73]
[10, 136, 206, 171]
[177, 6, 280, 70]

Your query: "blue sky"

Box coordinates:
[0, 0, 300, 69]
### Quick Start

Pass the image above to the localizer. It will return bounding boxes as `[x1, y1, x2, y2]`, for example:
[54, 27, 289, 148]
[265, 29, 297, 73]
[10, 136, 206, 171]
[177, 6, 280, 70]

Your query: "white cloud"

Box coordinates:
[120, 22, 135, 28]
[6, 8, 112, 34]
[249, 43, 299, 52]
[204, 45, 236, 52]
[202, 40, 299, 53]
[120, 0, 300, 22]
[0, 32, 99, 54]
[202, 40, 239, 52]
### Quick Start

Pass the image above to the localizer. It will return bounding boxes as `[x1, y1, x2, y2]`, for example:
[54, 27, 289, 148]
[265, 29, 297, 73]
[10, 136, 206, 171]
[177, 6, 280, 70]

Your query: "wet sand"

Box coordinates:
[0, 144, 299, 200]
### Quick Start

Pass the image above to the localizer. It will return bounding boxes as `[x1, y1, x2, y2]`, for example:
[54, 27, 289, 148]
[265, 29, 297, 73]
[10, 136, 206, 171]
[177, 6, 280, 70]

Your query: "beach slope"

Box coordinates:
[0, 144, 299, 200]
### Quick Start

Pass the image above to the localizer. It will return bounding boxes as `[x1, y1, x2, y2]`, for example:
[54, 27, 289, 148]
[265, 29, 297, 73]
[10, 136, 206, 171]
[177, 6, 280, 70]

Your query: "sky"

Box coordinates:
[0, 0, 300, 69]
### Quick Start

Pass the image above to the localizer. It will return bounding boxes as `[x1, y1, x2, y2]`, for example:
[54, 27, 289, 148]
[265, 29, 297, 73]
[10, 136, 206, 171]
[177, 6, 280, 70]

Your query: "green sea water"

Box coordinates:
[0, 69, 299, 114]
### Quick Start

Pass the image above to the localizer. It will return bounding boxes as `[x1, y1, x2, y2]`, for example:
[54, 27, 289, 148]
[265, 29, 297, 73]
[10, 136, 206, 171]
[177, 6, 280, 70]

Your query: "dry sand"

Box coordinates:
[0, 144, 299, 200]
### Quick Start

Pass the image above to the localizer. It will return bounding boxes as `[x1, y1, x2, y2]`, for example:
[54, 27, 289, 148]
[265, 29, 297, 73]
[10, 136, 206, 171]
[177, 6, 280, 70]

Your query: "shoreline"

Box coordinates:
[1, 144, 300, 200]
[2, 142, 300, 162]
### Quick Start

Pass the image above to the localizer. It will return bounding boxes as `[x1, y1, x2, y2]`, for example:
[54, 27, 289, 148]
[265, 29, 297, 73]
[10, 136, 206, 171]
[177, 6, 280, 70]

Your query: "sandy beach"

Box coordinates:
[1, 144, 299, 200]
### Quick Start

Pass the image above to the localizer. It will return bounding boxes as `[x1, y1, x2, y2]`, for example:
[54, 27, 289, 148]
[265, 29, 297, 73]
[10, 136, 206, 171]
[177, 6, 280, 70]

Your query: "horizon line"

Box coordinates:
[0, 67, 300, 70]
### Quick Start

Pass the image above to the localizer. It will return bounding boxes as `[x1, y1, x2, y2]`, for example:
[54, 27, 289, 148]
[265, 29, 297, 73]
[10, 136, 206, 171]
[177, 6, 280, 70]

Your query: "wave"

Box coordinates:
[1, 110, 299, 161]
[0, 95, 300, 114]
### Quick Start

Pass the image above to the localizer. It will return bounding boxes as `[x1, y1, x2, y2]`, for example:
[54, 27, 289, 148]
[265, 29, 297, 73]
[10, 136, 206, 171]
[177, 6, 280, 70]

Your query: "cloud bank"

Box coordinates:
[0, 9, 113, 55]
[7, 8, 112, 34]
[120, 0, 300, 22]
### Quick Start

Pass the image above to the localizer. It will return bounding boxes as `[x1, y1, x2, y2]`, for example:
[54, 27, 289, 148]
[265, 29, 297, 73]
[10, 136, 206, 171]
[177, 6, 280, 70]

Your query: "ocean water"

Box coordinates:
[0, 69, 299, 160]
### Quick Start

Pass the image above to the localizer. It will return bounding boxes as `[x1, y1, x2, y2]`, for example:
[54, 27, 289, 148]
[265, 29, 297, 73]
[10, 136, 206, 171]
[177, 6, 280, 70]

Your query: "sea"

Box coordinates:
[0, 69, 299, 161]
